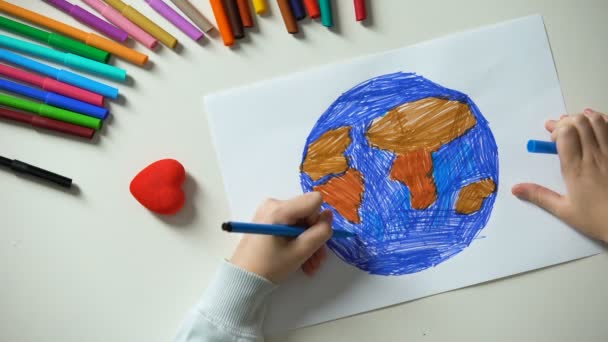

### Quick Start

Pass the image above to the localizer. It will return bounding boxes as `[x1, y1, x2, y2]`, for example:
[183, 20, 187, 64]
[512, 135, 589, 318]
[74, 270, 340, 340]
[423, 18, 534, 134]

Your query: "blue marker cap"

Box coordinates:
[527, 140, 557, 154]
[0, 78, 108, 119]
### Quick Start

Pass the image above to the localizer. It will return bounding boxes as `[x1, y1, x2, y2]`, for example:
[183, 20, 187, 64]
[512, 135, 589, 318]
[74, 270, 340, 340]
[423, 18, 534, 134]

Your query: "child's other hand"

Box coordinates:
[230, 192, 333, 283]
[512, 109, 608, 243]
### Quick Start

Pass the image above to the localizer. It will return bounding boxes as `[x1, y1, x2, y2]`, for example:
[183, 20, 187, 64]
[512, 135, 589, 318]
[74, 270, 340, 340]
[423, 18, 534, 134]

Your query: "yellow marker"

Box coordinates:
[252, 0, 267, 14]
[104, 0, 178, 48]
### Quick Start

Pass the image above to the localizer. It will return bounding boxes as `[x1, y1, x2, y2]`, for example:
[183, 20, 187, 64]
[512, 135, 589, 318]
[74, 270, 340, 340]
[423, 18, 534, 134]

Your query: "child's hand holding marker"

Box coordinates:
[513, 109, 608, 243]
[230, 192, 334, 283]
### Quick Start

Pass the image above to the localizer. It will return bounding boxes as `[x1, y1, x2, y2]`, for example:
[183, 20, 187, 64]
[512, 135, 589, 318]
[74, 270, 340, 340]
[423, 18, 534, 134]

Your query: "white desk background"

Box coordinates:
[1, 1, 607, 341]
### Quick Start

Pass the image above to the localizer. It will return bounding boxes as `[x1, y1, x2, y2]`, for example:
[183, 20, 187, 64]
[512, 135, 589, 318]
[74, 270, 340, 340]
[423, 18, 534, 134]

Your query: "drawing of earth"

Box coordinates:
[299, 72, 499, 276]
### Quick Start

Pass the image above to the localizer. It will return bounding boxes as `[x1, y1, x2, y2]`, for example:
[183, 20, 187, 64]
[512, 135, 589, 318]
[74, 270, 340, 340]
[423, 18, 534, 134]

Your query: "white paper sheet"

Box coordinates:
[205, 16, 603, 333]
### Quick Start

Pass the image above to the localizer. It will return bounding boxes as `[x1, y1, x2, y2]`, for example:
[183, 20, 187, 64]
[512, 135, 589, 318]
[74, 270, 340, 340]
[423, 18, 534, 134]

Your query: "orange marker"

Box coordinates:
[0, 0, 148, 65]
[209, 0, 234, 46]
[236, 0, 254, 28]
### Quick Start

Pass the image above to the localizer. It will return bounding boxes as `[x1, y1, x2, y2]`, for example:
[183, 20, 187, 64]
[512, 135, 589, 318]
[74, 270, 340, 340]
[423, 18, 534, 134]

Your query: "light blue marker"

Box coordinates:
[527, 140, 557, 154]
[0, 78, 108, 119]
[0, 49, 118, 99]
[0, 34, 126, 82]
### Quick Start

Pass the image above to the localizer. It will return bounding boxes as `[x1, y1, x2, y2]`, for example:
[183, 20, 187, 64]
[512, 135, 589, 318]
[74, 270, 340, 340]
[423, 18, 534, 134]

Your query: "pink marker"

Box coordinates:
[0, 63, 104, 106]
[82, 0, 159, 49]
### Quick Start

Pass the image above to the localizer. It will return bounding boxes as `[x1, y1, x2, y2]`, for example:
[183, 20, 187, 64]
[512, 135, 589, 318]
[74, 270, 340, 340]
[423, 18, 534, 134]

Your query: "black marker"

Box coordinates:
[0, 155, 72, 188]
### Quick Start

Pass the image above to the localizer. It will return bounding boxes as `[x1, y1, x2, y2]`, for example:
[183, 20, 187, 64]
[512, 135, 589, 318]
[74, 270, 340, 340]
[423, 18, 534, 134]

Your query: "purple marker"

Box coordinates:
[145, 0, 204, 41]
[44, 0, 129, 42]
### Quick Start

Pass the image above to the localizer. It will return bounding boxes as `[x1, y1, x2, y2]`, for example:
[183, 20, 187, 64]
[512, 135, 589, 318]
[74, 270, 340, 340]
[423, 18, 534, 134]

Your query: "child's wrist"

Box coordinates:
[197, 260, 278, 337]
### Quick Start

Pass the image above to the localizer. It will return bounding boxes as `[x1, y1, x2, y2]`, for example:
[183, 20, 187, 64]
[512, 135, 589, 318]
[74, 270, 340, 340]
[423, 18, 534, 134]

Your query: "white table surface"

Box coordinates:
[1, 1, 607, 341]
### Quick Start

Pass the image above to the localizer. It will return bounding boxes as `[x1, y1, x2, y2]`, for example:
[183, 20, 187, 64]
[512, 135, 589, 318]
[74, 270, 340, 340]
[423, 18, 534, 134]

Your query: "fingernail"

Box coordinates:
[584, 108, 594, 114]
[511, 186, 526, 200]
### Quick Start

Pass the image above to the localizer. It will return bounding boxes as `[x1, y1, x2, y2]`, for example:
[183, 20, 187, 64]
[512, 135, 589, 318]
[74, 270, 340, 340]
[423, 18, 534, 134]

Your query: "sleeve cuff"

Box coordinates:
[196, 260, 278, 337]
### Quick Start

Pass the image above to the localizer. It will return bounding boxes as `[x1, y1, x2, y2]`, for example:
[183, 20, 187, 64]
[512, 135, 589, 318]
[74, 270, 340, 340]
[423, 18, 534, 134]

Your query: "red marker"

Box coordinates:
[354, 0, 366, 21]
[0, 107, 95, 139]
[303, 0, 320, 19]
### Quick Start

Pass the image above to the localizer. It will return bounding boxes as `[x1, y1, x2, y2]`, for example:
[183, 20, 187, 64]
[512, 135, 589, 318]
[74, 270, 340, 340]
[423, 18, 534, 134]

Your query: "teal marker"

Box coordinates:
[0, 34, 126, 82]
[319, 0, 333, 27]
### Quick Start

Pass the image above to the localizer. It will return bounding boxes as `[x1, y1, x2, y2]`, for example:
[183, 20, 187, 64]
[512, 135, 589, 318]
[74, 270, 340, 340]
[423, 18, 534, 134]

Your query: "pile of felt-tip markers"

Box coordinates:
[0, 0, 367, 140]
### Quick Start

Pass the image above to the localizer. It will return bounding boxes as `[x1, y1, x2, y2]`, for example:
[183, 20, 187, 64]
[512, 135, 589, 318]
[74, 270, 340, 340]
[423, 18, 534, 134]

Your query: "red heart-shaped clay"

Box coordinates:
[130, 159, 186, 215]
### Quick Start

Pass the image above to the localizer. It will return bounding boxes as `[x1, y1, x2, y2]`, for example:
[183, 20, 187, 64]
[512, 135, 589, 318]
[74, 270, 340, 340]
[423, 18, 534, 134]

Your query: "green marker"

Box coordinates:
[0, 16, 110, 63]
[0, 93, 102, 130]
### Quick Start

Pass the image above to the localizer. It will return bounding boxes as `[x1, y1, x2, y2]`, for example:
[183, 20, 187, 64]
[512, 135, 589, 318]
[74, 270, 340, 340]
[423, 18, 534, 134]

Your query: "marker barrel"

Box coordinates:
[0, 63, 105, 106]
[82, 0, 158, 49]
[354, 0, 366, 21]
[0, 107, 95, 139]
[169, 0, 215, 32]
[0, 93, 102, 129]
[289, 0, 306, 20]
[236, 0, 253, 28]
[0, 34, 127, 81]
[319, 0, 333, 27]
[209, 0, 234, 46]
[3, 157, 72, 188]
[45, 0, 129, 42]
[145, 0, 204, 41]
[527, 140, 557, 154]
[0, 79, 107, 119]
[277, 0, 298, 34]
[252, 0, 267, 14]
[0, 15, 110, 63]
[0, 0, 148, 65]
[0, 49, 119, 99]
[223, 222, 356, 239]
[303, 0, 320, 18]
[104, 0, 178, 48]
[223, 0, 244, 39]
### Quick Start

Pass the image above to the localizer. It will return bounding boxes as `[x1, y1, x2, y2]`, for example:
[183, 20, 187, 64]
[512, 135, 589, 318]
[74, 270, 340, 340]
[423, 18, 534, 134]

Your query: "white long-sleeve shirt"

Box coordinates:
[174, 261, 277, 342]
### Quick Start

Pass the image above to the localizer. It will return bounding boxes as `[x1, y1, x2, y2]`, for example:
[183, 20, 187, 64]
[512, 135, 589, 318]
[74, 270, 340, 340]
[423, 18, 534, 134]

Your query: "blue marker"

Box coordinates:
[0, 34, 126, 82]
[222, 221, 356, 239]
[0, 79, 108, 119]
[0, 49, 118, 99]
[289, 0, 307, 20]
[527, 140, 557, 154]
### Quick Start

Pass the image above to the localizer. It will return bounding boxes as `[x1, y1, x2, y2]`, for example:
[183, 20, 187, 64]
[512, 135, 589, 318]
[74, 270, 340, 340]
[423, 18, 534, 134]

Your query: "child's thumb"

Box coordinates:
[293, 210, 333, 260]
[512, 183, 567, 219]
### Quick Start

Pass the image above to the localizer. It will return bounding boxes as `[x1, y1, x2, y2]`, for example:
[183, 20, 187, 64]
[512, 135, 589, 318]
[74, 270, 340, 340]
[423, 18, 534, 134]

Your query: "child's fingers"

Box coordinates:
[584, 108, 607, 118]
[310, 249, 323, 269]
[572, 115, 599, 162]
[301, 253, 321, 277]
[584, 109, 608, 153]
[302, 260, 314, 276]
[317, 245, 327, 262]
[545, 119, 558, 134]
[512, 183, 569, 220]
[553, 123, 583, 171]
[293, 210, 333, 260]
[546, 115, 570, 133]
[280, 192, 323, 223]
